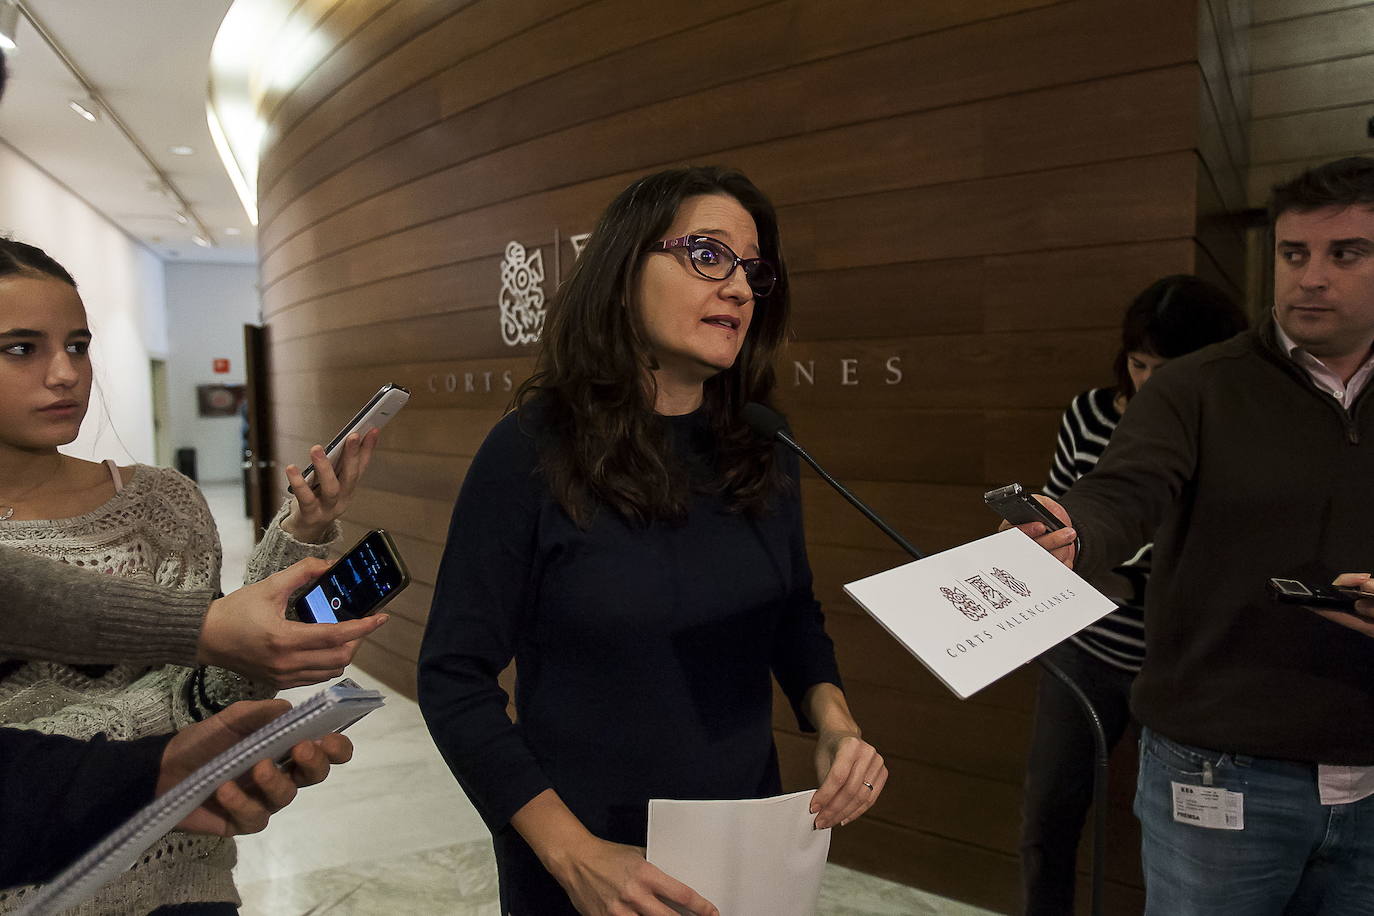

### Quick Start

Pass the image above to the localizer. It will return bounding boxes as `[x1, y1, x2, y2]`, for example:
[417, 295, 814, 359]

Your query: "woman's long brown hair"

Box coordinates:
[514, 166, 791, 528]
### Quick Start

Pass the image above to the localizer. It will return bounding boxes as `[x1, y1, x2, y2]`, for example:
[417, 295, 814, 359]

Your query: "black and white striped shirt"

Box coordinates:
[1044, 388, 1149, 672]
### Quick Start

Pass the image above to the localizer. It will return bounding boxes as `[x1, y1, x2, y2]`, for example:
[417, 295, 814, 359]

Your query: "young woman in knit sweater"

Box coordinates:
[0, 238, 376, 915]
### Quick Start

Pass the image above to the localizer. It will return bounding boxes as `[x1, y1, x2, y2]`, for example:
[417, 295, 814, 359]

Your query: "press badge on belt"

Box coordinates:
[1171, 780, 1244, 830]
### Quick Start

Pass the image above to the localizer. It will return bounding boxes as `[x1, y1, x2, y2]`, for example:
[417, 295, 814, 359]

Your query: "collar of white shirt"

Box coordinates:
[1271, 310, 1374, 407]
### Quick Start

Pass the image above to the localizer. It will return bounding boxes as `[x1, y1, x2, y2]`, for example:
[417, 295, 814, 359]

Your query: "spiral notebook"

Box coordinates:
[14, 679, 385, 915]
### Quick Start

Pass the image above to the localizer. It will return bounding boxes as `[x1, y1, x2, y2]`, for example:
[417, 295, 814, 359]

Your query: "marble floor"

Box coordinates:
[202, 482, 1000, 916]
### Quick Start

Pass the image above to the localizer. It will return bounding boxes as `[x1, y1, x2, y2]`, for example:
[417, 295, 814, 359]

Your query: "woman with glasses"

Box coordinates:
[419, 166, 886, 915]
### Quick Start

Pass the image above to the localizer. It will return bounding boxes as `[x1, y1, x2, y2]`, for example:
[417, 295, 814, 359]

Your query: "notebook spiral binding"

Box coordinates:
[14, 679, 384, 915]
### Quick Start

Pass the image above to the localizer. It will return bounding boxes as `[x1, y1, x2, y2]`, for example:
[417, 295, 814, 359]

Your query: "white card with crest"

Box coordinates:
[843, 528, 1117, 699]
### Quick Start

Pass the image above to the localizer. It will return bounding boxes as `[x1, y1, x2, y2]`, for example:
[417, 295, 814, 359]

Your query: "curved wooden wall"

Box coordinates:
[256, 1, 1247, 909]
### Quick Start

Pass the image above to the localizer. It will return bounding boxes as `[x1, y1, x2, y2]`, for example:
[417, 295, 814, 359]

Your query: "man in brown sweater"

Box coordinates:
[1020, 157, 1374, 914]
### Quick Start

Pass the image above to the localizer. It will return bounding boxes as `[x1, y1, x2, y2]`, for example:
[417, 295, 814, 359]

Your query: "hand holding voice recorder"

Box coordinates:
[295, 529, 410, 624]
[983, 483, 1065, 531]
[1268, 578, 1371, 613]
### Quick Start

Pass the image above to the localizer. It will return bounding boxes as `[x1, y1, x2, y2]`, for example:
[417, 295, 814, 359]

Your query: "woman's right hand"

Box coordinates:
[515, 789, 717, 915]
[552, 836, 718, 916]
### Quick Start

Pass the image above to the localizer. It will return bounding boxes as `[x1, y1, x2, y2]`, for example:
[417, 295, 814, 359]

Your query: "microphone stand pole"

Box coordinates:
[779, 429, 925, 561]
[1036, 656, 1109, 916]
[781, 429, 1108, 916]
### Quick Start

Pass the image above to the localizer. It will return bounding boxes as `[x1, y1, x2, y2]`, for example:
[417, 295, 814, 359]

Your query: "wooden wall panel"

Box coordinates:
[258, 0, 582, 208]
[258, 0, 1198, 290]
[1250, 53, 1374, 119]
[1247, 3, 1374, 207]
[1194, 0, 1250, 297]
[257, 0, 459, 143]
[1245, 1, 1374, 322]
[261, 63, 1200, 290]
[1254, 0, 1367, 19]
[256, 1, 1244, 910]
[1250, 3, 1374, 65]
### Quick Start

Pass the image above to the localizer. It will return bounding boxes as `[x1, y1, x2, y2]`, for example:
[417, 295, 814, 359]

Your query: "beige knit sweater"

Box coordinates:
[0, 465, 337, 915]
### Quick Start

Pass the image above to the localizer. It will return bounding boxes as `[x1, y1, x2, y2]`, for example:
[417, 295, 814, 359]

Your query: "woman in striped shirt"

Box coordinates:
[1020, 275, 1248, 915]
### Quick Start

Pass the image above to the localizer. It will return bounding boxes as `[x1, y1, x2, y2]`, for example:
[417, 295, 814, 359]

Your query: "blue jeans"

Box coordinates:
[1135, 727, 1374, 915]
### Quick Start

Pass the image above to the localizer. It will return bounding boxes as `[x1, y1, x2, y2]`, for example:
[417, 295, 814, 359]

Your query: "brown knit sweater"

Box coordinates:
[0, 545, 209, 666]
[0, 466, 337, 914]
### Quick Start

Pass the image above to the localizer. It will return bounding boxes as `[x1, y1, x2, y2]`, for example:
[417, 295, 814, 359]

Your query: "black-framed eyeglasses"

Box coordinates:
[646, 235, 778, 298]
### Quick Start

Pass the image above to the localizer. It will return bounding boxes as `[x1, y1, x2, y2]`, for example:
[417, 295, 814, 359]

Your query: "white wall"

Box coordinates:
[164, 261, 260, 482]
[0, 142, 165, 465]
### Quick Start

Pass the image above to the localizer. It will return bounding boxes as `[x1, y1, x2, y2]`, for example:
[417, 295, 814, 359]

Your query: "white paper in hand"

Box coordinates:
[646, 790, 830, 916]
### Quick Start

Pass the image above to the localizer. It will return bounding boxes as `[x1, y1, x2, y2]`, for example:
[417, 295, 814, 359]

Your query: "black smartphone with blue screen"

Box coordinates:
[294, 529, 410, 623]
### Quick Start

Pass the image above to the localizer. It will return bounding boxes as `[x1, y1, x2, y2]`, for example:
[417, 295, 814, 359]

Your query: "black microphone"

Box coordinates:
[742, 402, 925, 560]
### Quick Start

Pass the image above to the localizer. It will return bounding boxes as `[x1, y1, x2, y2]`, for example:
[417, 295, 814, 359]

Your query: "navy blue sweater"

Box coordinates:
[1, 729, 165, 889]
[418, 404, 841, 847]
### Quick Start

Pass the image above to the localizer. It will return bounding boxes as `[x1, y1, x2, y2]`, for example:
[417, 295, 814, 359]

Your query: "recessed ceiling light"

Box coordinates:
[169, 145, 194, 156]
[68, 98, 99, 122]
[192, 235, 211, 248]
[173, 212, 189, 225]
[223, 227, 242, 236]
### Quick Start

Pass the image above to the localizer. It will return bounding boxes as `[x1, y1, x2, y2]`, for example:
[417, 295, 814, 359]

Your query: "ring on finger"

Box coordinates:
[863, 781, 874, 791]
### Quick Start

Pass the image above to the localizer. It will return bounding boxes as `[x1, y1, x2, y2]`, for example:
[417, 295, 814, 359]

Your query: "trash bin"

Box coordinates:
[174, 447, 197, 482]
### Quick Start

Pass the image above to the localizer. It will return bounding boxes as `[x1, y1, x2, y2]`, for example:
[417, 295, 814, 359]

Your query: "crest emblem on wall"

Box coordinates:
[499, 241, 546, 346]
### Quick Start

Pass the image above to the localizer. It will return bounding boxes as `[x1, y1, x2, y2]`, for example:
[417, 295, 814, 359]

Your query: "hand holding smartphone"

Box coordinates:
[983, 483, 1065, 531]
[295, 530, 410, 624]
[983, 483, 1078, 568]
[296, 384, 410, 490]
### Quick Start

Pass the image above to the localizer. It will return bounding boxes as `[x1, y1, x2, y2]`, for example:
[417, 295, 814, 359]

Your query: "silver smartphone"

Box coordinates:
[299, 383, 410, 487]
[983, 483, 1065, 531]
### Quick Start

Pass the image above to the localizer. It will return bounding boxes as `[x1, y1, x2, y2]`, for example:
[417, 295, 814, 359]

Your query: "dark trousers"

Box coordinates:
[1020, 640, 1136, 916]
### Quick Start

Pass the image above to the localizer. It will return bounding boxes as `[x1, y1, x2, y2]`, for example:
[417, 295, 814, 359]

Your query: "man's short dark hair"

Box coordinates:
[1269, 156, 1374, 223]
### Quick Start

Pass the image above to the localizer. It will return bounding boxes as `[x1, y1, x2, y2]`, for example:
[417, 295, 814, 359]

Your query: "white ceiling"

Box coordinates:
[0, 0, 254, 264]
